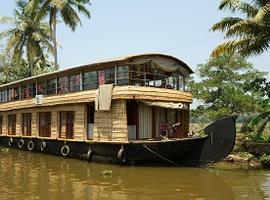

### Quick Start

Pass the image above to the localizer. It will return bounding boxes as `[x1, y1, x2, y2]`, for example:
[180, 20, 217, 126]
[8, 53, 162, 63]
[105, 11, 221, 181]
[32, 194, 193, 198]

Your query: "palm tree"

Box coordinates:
[211, 0, 270, 57]
[246, 79, 270, 137]
[0, 0, 53, 76]
[34, 0, 91, 69]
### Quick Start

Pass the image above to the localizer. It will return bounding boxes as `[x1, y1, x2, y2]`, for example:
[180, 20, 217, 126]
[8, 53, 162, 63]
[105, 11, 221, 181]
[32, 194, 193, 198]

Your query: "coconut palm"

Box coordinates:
[34, 0, 91, 69]
[211, 0, 270, 57]
[0, 0, 53, 76]
[246, 79, 270, 137]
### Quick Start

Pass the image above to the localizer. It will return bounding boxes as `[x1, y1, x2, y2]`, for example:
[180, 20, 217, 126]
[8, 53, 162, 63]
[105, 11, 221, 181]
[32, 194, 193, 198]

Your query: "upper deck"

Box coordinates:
[0, 54, 193, 109]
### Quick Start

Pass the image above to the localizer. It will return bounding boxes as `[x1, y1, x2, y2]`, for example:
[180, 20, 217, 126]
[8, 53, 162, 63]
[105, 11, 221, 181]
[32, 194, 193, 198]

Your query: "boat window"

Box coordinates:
[8, 88, 19, 101]
[22, 113, 32, 136]
[0, 115, 2, 135]
[129, 65, 144, 86]
[37, 81, 46, 95]
[98, 70, 105, 85]
[58, 76, 69, 94]
[47, 79, 57, 95]
[83, 71, 98, 90]
[0, 90, 7, 103]
[38, 79, 57, 95]
[39, 112, 51, 137]
[179, 74, 185, 91]
[7, 114, 16, 135]
[59, 111, 74, 139]
[117, 66, 129, 85]
[165, 73, 178, 89]
[21, 83, 36, 99]
[153, 71, 166, 87]
[69, 74, 80, 92]
[105, 68, 115, 84]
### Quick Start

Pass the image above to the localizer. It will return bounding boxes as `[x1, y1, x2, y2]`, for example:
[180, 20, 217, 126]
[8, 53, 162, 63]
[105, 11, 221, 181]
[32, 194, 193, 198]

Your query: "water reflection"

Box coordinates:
[0, 147, 269, 200]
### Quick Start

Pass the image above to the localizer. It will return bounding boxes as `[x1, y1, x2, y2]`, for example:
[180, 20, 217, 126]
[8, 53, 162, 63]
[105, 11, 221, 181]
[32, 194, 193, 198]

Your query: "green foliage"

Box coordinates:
[0, 46, 55, 84]
[0, 0, 91, 77]
[244, 78, 270, 98]
[245, 103, 270, 137]
[211, 0, 270, 57]
[188, 53, 266, 120]
[0, 0, 54, 76]
[260, 154, 270, 166]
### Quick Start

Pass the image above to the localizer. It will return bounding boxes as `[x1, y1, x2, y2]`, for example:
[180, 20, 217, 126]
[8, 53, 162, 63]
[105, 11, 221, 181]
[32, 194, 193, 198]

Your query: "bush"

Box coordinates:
[259, 154, 270, 166]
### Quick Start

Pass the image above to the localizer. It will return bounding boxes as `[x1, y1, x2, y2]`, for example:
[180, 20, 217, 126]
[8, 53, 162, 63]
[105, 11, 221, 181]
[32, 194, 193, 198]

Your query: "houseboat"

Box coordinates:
[0, 54, 236, 166]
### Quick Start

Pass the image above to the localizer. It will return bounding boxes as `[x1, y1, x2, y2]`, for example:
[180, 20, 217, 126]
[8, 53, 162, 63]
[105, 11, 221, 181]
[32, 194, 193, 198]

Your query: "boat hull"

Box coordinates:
[0, 116, 237, 167]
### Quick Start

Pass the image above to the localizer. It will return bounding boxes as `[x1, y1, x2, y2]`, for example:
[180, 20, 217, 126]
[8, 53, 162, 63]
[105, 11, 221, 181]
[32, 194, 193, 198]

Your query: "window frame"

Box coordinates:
[22, 113, 32, 136]
[59, 111, 74, 139]
[39, 112, 51, 137]
[7, 114, 16, 135]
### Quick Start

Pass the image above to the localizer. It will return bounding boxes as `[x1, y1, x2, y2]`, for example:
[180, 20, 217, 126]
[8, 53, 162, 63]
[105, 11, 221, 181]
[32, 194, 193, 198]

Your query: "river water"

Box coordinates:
[0, 147, 269, 200]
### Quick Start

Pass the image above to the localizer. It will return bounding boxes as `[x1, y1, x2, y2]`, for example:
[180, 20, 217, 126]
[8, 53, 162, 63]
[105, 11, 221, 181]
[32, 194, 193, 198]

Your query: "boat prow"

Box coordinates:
[199, 115, 237, 166]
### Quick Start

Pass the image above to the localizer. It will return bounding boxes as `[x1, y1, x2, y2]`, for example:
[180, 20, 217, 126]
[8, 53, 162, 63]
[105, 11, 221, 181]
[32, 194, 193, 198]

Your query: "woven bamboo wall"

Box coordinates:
[0, 86, 192, 112]
[113, 86, 192, 103]
[0, 104, 86, 140]
[93, 100, 128, 142]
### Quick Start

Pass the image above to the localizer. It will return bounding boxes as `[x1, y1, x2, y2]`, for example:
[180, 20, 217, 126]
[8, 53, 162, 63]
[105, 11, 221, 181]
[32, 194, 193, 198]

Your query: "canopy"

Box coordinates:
[140, 100, 189, 110]
[126, 55, 191, 77]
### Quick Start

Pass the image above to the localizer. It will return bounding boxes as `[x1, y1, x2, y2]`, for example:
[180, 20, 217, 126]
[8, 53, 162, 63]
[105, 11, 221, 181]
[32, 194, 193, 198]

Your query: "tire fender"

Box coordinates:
[86, 148, 93, 162]
[18, 139, 24, 148]
[8, 138, 13, 146]
[60, 145, 70, 157]
[117, 147, 126, 163]
[41, 141, 46, 152]
[27, 140, 35, 151]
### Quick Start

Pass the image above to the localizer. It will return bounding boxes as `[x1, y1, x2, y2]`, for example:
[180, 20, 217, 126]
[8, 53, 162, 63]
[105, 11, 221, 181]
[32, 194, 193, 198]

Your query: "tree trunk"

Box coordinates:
[53, 15, 58, 70]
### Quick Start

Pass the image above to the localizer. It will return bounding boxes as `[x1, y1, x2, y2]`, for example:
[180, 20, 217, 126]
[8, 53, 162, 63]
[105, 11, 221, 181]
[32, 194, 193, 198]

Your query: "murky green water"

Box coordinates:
[0, 147, 269, 200]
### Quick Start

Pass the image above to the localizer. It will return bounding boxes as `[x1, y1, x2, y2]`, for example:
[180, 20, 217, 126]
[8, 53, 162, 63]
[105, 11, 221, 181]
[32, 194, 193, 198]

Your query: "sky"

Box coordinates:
[0, 0, 269, 75]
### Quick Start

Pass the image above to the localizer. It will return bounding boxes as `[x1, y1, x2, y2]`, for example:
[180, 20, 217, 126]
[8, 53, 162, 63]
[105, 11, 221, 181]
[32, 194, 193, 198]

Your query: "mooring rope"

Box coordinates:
[142, 144, 180, 166]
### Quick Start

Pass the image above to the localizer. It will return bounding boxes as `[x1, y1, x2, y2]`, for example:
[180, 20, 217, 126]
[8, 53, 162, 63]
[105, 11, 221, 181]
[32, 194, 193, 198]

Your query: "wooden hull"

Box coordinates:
[0, 116, 236, 167]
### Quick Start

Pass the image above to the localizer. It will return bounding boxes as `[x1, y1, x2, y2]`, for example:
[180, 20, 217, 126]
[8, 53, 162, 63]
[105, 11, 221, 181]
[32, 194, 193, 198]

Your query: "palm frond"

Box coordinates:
[237, 36, 270, 56]
[254, 2, 270, 21]
[60, 4, 81, 31]
[225, 20, 263, 37]
[0, 16, 15, 24]
[211, 17, 242, 32]
[248, 111, 270, 127]
[255, 115, 270, 135]
[0, 29, 14, 40]
[211, 41, 236, 57]
[219, 0, 258, 17]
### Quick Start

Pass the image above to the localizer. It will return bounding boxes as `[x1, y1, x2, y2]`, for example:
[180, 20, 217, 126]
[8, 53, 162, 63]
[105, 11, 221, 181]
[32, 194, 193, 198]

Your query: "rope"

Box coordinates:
[142, 144, 180, 166]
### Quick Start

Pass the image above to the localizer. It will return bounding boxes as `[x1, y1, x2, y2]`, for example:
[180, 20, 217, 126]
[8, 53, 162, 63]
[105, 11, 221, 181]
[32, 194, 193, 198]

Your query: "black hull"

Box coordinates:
[0, 116, 237, 167]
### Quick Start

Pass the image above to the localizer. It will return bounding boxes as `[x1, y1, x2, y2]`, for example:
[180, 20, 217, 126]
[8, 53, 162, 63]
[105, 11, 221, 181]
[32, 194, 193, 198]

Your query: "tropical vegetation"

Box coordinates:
[0, 0, 90, 82]
[244, 78, 270, 139]
[211, 0, 270, 57]
[210, 0, 270, 141]
[188, 53, 266, 120]
[35, 0, 91, 68]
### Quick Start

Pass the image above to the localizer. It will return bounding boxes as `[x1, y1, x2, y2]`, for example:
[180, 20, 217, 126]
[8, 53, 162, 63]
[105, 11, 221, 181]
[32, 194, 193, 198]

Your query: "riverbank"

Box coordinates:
[212, 133, 269, 170]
